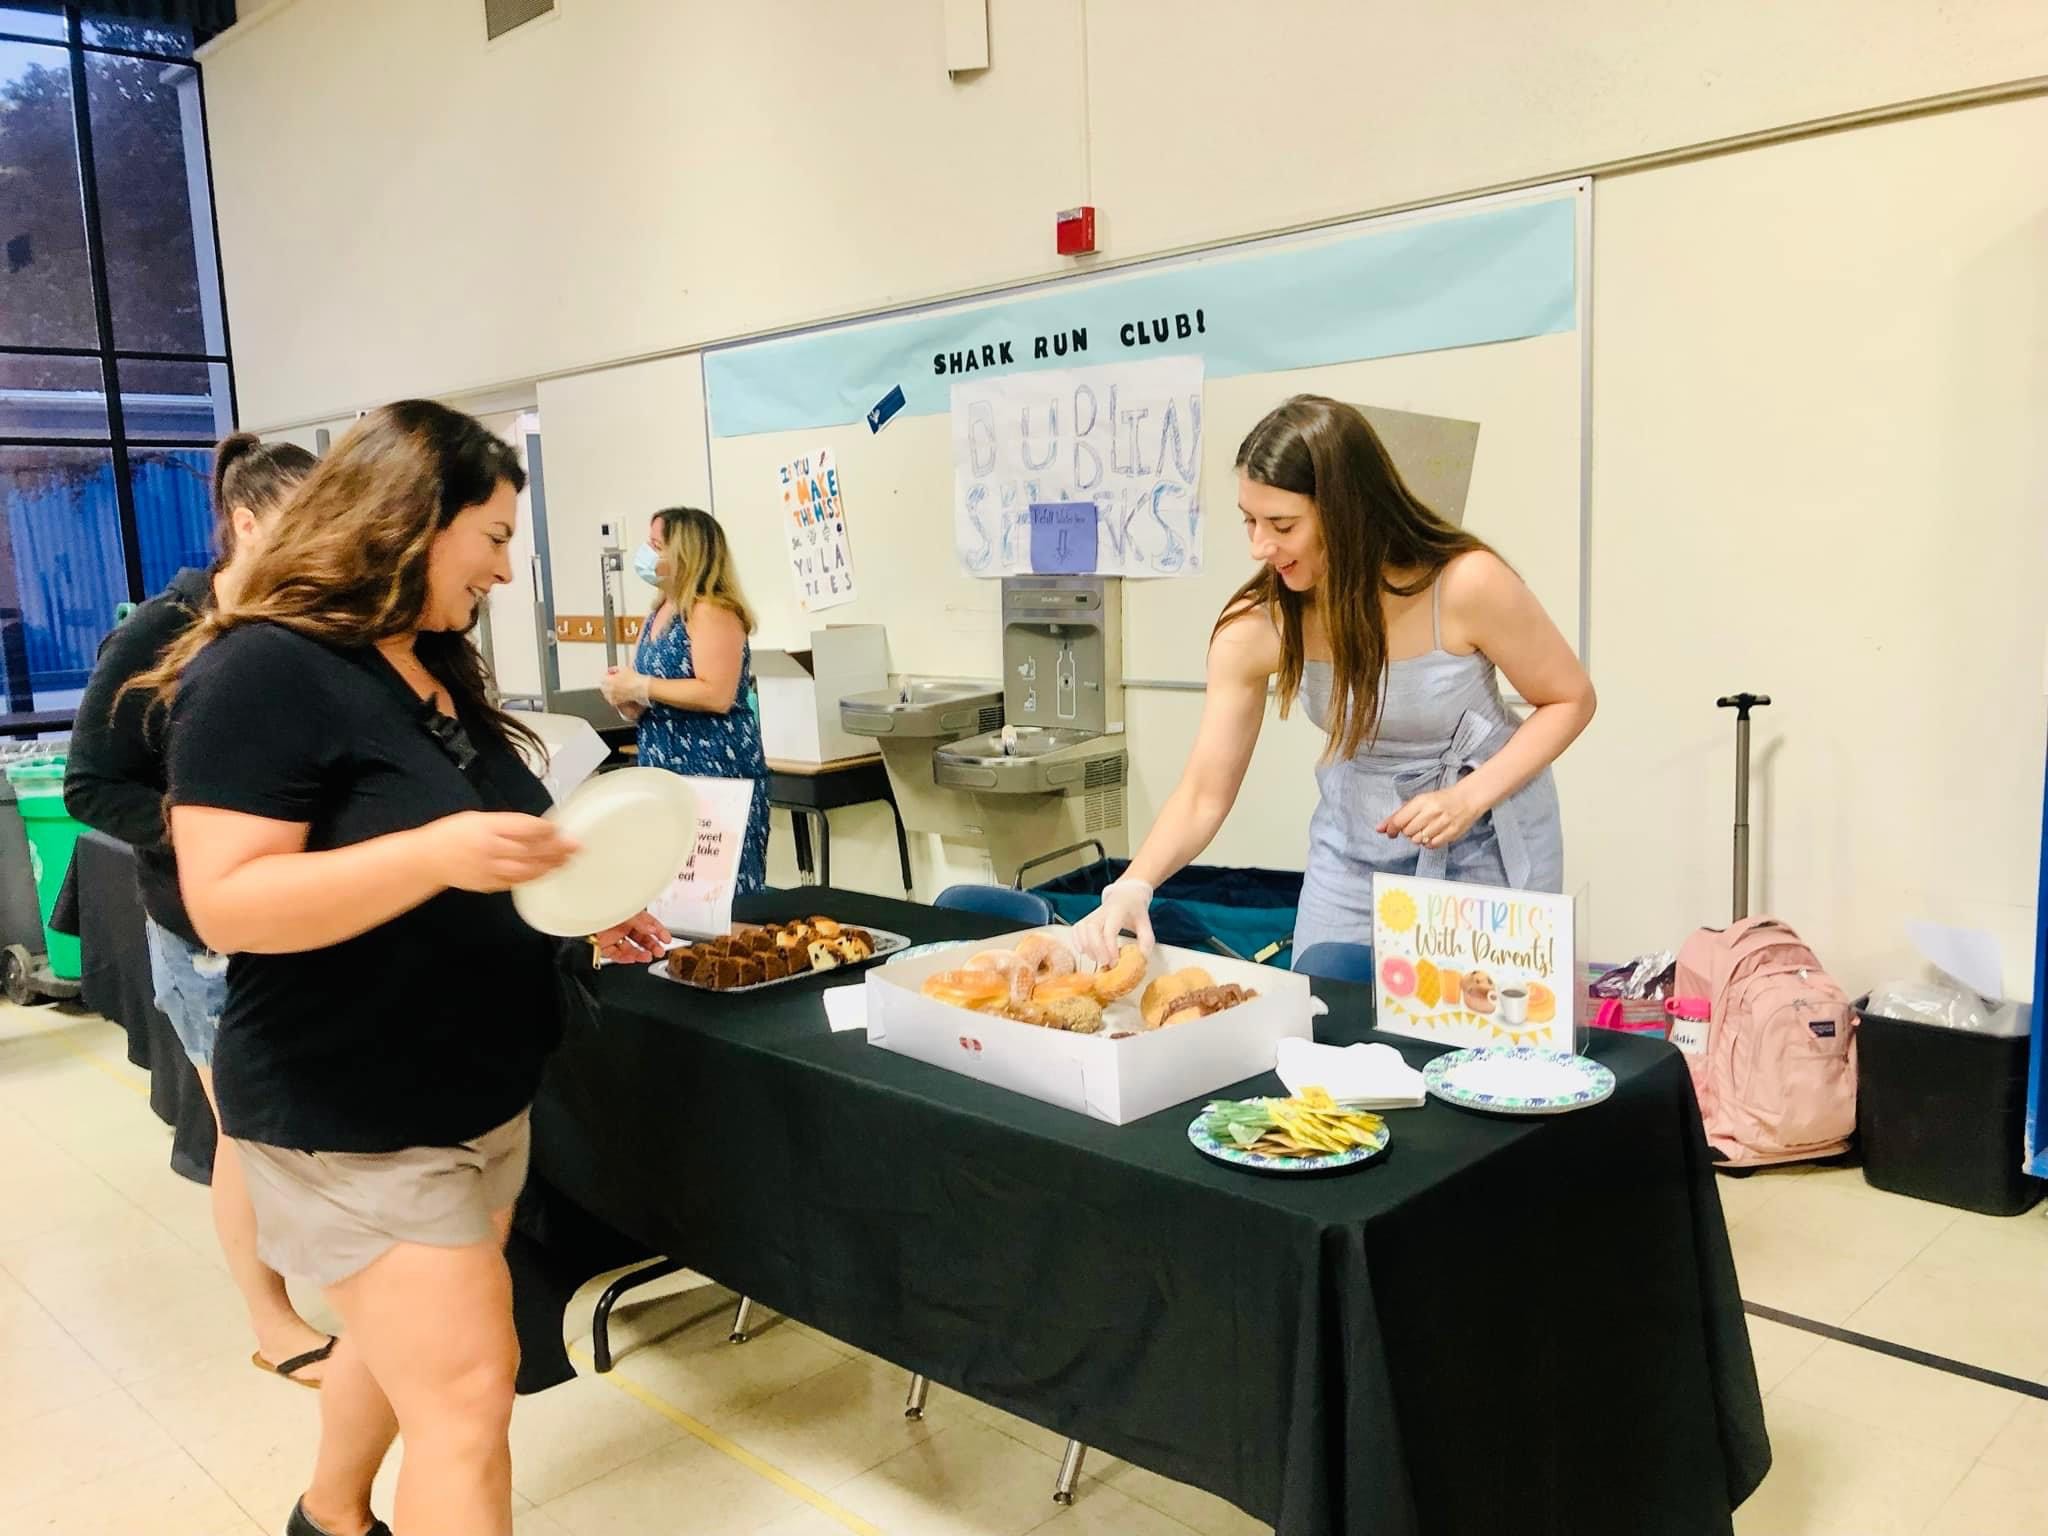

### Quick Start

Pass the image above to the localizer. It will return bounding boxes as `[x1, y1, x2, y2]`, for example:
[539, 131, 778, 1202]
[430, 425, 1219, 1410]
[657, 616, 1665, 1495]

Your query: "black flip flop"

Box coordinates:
[286, 1498, 392, 1536]
[253, 1335, 337, 1389]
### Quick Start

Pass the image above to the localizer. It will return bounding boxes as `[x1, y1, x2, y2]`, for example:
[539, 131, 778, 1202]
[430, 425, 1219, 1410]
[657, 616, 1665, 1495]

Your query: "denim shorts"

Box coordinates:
[145, 917, 230, 1069]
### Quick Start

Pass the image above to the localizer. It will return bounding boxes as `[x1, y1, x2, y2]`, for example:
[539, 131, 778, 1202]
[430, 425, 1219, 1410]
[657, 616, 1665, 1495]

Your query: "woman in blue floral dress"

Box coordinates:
[599, 507, 771, 893]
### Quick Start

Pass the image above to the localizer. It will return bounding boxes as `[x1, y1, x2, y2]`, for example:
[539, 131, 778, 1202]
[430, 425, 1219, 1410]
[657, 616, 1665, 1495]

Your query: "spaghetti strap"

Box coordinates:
[1430, 580, 1443, 651]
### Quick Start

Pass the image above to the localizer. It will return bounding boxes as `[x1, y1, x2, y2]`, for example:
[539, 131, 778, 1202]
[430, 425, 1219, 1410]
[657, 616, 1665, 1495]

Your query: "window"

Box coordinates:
[0, 4, 231, 727]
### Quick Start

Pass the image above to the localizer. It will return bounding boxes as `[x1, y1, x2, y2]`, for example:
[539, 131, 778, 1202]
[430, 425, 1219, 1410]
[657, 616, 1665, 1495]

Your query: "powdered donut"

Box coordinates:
[1010, 934, 1079, 1004]
[1013, 934, 1077, 980]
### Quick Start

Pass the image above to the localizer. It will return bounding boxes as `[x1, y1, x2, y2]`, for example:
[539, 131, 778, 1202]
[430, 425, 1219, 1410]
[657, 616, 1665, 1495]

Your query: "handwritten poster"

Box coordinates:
[949, 356, 1204, 578]
[776, 448, 856, 611]
[649, 777, 758, 939]
[1371, 873, 1574, 1051]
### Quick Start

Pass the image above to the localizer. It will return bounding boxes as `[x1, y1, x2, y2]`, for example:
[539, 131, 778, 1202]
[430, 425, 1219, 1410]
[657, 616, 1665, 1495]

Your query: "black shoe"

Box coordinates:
[285, 1498, 393, 1536]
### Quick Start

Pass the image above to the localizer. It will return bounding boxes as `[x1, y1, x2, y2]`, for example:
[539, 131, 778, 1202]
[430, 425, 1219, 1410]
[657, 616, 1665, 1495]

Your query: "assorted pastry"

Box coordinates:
[917, 936, 1259, 1033]
[667, 917, 877, 991]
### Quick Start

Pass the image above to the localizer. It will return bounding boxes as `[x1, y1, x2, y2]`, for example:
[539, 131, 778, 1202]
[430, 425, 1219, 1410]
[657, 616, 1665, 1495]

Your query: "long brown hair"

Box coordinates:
[211, 433, 315, 562]
[130, 400, 539, 755]
[653, 506, 756, 633]
[1217, 395, 1493, 761]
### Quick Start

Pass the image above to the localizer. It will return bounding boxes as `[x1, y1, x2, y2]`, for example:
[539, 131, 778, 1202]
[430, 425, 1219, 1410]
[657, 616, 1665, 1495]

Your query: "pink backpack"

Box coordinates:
[1673, 917, 1859, 1167]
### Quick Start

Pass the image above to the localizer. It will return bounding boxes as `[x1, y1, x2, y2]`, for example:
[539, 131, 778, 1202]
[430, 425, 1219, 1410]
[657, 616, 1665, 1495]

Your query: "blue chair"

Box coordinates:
[933, 884, 1054, 927]
[1292, 941, 1377, 984]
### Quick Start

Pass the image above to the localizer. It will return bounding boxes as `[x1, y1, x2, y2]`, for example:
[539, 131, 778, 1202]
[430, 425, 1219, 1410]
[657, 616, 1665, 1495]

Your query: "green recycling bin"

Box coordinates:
[6, 759, 82, 981]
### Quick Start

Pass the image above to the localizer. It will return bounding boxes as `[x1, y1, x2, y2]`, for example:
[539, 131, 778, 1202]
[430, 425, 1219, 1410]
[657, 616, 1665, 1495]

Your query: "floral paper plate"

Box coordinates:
[1422, 1046, 1616, 1116]
[1186, 1104, 1390, 1175]
[891, 941, 960, 964]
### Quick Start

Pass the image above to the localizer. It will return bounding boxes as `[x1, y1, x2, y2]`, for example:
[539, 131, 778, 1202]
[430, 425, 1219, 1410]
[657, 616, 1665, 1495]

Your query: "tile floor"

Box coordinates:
[4, 999, 2045, 1535]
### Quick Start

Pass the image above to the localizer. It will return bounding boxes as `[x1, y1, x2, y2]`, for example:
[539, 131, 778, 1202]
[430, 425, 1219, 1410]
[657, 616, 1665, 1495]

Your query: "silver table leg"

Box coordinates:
[904, 1373, 930, 1420]
[1054, 1440, 1087, 1504]
[729, 1295, 755, 1344]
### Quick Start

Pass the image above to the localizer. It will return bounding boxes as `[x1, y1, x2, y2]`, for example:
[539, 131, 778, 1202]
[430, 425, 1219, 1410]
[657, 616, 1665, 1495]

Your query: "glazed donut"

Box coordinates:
[1091, 942, 1148, 1002]
[1031, 971, 1099, 1002]
[920, 969, 1008, 1010]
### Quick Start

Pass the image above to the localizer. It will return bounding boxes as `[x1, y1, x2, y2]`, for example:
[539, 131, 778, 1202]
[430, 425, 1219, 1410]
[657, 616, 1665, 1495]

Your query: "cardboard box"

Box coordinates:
[866, 930, 1319, 1125]
[754, 625, 890, 763]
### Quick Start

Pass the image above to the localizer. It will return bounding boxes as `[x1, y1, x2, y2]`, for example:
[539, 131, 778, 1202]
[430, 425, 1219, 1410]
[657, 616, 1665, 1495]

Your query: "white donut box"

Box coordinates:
[865, 927, 1320, 1126]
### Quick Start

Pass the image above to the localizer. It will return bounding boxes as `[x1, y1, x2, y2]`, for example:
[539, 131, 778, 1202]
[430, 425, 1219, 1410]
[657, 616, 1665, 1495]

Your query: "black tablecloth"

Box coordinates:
[529, 888, 1769, 1536]
[73, 830, 215, 1182]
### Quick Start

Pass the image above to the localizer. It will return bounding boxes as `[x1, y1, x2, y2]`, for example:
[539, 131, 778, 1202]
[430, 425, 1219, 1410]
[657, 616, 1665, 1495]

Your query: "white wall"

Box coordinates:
[207, 0, 1092, 428]
[531, 354, 713, 692]
[206, 1, 2048, 994]
[207, 0, 2048, 430]
[1580, 94, 2048, 997]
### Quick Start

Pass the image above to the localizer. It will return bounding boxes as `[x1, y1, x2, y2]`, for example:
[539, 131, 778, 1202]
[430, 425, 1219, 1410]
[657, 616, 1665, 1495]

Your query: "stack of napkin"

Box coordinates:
[1275, 1038, 1426, 1109]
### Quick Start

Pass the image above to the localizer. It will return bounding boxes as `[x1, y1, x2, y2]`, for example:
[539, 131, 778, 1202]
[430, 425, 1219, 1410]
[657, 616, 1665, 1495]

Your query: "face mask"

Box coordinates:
[632, 544, 661, 587]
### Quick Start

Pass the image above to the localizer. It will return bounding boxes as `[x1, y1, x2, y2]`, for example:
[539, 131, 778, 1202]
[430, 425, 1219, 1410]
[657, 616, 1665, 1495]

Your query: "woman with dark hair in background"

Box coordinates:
[133, 400, 598, 1536]
[1074, 395, 1595, 964]
[600, 505, 772, 894]
[66, 432, 338, 1386]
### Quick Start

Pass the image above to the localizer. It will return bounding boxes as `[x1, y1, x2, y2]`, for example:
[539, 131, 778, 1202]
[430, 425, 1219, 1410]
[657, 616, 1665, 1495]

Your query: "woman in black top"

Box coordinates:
[65, 434, 339, 1385]
[139, 402, 584, 1536]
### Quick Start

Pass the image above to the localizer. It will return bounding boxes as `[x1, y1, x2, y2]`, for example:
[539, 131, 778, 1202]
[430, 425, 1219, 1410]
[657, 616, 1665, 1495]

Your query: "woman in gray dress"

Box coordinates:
[1073, 395, 1596, 964]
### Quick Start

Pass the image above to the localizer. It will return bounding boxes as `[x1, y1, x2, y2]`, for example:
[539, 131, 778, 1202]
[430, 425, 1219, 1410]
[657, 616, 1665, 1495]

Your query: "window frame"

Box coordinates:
[0, 4, 235, 732]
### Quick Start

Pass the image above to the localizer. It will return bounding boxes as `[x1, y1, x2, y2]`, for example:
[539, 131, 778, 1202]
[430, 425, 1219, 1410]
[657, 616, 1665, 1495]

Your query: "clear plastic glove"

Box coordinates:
[591, 910, 673, 965]
[1072, 877, 1155, 968]
[600, 666, 651, 715]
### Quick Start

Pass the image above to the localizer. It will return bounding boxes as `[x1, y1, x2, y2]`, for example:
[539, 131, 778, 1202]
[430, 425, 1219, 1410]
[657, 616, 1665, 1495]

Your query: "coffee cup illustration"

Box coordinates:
[1499, 984, 1530, 1026]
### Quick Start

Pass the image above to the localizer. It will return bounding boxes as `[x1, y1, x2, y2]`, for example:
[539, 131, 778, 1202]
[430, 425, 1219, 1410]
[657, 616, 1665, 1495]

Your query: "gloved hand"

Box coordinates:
[600, 666, 652, 713]
[591, 910, 673, 965]
[1072, 877, 1155, 968]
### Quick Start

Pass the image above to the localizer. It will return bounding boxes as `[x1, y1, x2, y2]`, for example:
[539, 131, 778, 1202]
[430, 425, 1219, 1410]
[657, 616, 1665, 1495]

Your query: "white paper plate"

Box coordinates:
[1422, 1046, 1617, 1116]
[512, 767, 697, 937]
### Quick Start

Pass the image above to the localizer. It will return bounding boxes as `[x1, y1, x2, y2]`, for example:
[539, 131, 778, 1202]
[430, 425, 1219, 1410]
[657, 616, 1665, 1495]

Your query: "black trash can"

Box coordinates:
[1855, 996, 2043, 1217]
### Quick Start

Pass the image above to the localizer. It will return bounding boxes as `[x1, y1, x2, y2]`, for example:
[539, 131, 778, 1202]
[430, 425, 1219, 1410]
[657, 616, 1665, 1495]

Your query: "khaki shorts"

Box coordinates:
[236, 1111, 532, 1288]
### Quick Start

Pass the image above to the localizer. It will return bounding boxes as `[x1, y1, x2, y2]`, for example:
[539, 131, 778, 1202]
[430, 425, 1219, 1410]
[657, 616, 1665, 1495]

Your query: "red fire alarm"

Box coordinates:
[1055, 205, 1096, 256]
